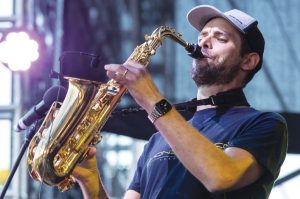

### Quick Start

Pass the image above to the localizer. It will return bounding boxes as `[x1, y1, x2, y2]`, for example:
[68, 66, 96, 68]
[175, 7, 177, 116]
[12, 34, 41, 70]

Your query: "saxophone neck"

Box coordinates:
[128, 26, 189, 67]
[150, 26, 188, 48]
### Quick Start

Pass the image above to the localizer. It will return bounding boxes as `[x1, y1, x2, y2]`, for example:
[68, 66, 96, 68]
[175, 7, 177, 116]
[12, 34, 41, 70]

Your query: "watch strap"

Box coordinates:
[148, 108, 162, 123]
[148, 99, 172, 123]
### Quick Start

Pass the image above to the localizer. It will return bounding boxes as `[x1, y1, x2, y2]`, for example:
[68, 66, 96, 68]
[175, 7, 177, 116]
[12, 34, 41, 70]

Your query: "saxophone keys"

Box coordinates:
[107, 84, 121, 96]
[78, 147, 90, 163]
[145, 34, 150, 40]
[57, 175, 76, 193]
[150, 49, 156, 55]
[92, 102, 102, 112]
[90, 134, 102, 145]
[145, 34, 154, 41]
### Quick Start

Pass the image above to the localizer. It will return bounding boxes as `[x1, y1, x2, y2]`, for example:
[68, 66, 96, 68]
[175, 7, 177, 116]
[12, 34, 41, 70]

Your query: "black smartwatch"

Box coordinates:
[148, 99, 173, 123]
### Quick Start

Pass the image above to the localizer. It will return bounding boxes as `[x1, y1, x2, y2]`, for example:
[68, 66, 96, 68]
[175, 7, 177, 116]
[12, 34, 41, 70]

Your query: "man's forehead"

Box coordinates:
[199, 18, 240, 37]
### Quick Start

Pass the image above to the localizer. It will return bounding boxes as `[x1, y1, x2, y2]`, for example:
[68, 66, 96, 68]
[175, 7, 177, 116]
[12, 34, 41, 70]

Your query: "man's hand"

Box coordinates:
[72, 147, 109, 199]
[104, 60, 164, 113]
[72, 147, 98, 183]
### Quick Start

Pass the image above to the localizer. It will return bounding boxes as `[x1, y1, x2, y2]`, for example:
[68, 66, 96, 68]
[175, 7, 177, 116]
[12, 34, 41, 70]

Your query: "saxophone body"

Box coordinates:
[26, 26, 190, 192]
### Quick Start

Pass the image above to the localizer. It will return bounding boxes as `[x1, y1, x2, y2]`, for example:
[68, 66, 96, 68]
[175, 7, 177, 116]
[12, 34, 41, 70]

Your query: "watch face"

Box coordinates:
[156, 99, 172, 114]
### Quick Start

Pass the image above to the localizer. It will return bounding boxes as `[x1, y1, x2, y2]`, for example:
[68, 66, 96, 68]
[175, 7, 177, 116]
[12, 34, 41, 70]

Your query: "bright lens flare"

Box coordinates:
[0, 32, 39, 71]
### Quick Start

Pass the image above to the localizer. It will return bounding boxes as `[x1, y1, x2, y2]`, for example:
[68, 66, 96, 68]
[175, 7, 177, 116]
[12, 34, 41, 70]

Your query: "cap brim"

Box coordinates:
[187, 5, 227, 32]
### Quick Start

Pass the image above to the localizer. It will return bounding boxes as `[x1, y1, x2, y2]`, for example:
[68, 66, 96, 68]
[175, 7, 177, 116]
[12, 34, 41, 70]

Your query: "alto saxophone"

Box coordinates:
[26, 26, 194, 192]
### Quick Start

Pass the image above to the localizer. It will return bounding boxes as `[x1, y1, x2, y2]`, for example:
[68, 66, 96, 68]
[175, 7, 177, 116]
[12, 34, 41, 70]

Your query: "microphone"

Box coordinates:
[14, 86, 67, 132]
[90, 57, 101, 68]
[186, 43, 205, 59]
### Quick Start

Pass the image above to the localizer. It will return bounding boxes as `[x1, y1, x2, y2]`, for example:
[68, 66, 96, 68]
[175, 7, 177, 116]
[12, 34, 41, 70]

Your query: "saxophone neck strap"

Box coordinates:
[112, 88, 249, 116]
[174, 88, 250, 112]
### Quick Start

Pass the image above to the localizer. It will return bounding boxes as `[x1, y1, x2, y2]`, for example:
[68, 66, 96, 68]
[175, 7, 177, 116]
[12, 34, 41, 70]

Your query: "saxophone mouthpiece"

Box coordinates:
[186, 43, 205, 59]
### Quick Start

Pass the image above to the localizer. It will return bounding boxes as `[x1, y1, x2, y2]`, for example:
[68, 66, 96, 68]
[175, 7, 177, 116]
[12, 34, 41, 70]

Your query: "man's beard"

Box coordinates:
[191, 56, 242, 87]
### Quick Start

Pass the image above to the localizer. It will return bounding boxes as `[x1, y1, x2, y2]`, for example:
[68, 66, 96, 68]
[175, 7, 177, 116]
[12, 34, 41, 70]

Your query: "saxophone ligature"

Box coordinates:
[26, 26, 200, 192]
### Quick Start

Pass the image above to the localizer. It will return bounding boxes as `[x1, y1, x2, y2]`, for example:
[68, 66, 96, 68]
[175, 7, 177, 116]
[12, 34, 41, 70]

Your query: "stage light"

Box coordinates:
[0, 31, 39, 71]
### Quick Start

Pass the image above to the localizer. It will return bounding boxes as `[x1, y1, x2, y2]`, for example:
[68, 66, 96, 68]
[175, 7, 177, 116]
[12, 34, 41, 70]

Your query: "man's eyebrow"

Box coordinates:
[214, 30, 232, 37]
[198, 31, 207, 37]
[198, 30, 232, 38]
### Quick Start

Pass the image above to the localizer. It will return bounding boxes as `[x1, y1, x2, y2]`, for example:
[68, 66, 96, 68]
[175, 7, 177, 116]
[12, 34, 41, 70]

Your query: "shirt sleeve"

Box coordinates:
[127, 139, 150, 193]
[226, 112, 288, 183]
[128, 155, 143, 193]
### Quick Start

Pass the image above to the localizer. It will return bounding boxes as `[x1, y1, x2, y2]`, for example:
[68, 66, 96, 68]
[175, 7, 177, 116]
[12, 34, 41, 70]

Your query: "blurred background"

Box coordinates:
[0, 0, 299, 198]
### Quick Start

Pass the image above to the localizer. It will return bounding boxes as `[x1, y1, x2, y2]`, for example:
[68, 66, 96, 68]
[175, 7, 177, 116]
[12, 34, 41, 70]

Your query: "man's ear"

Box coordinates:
[241, 53, 260, 71]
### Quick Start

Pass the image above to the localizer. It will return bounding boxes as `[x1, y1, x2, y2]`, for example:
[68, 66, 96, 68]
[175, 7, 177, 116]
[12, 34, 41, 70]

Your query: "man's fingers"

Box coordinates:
[88, 147, 97, 157]
[123, 60, 145, 68]
[105, 63, 143, 76]
[80, 147, 97, 162]
[104, 64, 128, 74]
[106, 71, 128, 84]
[105, 64, 132, 80]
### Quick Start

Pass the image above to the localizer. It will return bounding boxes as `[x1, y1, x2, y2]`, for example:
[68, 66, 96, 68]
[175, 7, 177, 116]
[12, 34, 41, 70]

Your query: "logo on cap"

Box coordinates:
[228, 15, 243, 24]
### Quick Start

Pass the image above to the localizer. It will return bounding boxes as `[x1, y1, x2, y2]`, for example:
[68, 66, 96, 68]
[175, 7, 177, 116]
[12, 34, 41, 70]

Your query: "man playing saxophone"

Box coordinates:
[73, 5, 287, 199]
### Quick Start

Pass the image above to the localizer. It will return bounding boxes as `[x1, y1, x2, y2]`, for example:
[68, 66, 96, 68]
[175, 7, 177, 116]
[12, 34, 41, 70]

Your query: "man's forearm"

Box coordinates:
[151, 108, 257, 192]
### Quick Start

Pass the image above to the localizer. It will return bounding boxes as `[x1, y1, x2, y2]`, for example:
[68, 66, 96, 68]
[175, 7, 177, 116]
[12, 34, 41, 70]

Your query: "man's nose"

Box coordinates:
[199, 36, 212, 49]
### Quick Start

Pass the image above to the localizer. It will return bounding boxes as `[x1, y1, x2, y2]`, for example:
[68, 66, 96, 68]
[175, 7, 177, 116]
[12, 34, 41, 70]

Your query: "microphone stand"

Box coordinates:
[0, 124, 37, 199]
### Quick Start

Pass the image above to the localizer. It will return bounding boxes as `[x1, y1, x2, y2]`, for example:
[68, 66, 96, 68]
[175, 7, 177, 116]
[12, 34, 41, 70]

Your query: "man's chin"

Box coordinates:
[196, 57, 209, 62]
[194, 58, 214, 69]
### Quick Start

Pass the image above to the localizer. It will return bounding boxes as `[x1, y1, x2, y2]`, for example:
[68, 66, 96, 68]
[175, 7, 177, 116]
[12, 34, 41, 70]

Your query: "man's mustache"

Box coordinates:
[200, 48, 213, 59]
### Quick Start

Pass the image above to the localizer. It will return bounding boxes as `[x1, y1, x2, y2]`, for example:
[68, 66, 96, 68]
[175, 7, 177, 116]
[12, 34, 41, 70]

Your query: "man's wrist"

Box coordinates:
[148, 99, 173, 123]
[142, 95, 165, 114]
[77, 172, 103, 199]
